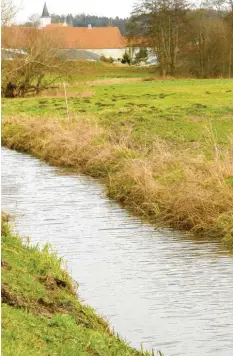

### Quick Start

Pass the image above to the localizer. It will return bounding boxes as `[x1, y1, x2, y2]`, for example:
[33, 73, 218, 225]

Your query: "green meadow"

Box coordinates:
[3, 78, 233, 148]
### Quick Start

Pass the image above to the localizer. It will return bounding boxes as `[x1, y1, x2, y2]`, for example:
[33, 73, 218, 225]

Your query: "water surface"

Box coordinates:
[2, 147, 233, 356]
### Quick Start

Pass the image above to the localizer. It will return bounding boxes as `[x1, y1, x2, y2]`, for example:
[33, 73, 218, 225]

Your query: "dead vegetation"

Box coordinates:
[38, 88, 95, 98]
[80, 77, 144, 86]
[2, 115, 233, 244]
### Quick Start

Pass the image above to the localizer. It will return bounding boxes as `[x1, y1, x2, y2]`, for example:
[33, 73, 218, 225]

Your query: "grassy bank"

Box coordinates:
[2, 79, 233, 246]
[1, 214, 154, 355]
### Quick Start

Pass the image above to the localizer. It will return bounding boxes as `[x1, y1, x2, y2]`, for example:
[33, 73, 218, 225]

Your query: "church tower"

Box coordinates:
[40, 2, 51, 28]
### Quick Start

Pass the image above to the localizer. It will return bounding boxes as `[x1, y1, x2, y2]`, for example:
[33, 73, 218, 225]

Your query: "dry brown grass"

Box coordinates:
[38, 87, 95, 98]
[79, 77, 144, 86]
[2, 115, 233, 245]
[187, 116, 210, 123]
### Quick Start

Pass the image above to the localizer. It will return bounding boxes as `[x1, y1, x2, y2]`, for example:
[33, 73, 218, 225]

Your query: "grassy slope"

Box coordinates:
[2, 78, 233, 245]
[1, 215, 153, 356]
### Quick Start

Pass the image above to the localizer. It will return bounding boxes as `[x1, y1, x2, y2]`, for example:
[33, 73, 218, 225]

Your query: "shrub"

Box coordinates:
[121, 51, 131, 65]
[1, 27, 68, 97]
[100, 55, 114, 63]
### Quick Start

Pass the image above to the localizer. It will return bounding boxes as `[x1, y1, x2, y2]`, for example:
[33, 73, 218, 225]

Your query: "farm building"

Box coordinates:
[2, 2, 156, 64]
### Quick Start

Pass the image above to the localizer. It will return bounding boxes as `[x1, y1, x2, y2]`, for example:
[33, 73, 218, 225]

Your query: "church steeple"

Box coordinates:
[41, 2, 50, 17]
[40, 2, 51, 28]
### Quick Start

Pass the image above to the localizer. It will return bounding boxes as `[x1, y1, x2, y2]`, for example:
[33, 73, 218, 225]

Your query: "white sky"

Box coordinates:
[14, 0, 137, 23]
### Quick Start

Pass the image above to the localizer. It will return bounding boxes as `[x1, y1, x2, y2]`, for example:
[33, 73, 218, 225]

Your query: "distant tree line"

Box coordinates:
[50, 14, 127, 35]
[127, 0, 233, 77]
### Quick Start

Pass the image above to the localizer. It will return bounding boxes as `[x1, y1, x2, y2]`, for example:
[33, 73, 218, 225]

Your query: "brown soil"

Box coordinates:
[1, 260, 12, 271]
[1, 282, 73, 317]
[37, 275, 71, 291]
[1, 283, 24, 308]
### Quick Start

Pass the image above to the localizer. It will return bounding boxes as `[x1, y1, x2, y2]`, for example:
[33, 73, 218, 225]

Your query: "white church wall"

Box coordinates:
[40, 17, 51, 28]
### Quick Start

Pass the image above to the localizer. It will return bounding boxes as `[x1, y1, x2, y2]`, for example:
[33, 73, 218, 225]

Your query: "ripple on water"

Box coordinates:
[1, 147, 233, 356]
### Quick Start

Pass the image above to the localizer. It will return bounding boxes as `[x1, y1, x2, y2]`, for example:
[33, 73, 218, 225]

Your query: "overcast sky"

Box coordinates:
[14, 0, 137, 23]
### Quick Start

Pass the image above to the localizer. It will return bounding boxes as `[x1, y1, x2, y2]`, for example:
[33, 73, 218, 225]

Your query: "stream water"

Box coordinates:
[1, 147, 233, 356]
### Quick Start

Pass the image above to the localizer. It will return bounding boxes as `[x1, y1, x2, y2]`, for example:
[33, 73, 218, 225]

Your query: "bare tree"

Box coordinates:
[131, 0, 189, 76]
[27, 13, 41, 27]
[201, 0, 226, 15]
[184, 7, 232, 77]
[1, 0, 18, 26]
[225, 0, 233, 76]
[2, 27, 68, 97]
[129, 0, 233, 77]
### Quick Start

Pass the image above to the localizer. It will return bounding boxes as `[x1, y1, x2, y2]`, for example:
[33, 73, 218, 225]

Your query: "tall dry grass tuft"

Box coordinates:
[108, 149, 233, 234]
[2, 115, 233, 244]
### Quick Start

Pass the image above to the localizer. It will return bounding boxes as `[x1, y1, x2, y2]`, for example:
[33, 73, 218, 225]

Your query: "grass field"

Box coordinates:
[63, 61, 156, 82]
[2, 71, 233, 246]
[3, 78, 233, 148]
[1, 214, 155, 356]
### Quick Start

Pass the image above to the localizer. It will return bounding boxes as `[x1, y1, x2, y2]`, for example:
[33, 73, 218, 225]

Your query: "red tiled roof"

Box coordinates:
[43, 26, 128, 49]
[2, 25, 128, 49]
[2, 27, 38, 49]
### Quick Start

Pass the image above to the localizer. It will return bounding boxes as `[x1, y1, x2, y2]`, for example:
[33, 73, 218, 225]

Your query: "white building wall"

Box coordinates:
[87, 48, 127, 59]
[40, 17, 51, 28]
[87, 48, 148, 60]
[85, 47, 157, 64]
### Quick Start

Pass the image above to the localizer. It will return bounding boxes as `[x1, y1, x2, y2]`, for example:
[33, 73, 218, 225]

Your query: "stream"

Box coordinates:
[1, 147, 233, 356]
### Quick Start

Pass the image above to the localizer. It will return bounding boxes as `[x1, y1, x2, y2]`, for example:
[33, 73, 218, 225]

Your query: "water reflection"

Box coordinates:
[2, 147, 233, 356]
